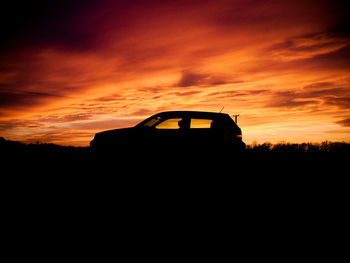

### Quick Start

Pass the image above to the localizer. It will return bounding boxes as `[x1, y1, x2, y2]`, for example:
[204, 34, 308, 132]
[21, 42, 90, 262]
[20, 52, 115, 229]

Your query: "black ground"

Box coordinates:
[2, 137, 347, 249]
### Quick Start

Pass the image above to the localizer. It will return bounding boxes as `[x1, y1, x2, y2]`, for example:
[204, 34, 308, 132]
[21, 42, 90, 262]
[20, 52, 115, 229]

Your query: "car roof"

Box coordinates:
[154, 111, 229, 118]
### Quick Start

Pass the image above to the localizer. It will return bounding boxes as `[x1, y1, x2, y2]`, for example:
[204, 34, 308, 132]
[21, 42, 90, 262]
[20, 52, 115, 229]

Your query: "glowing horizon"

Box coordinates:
[0, 0, 349, 146]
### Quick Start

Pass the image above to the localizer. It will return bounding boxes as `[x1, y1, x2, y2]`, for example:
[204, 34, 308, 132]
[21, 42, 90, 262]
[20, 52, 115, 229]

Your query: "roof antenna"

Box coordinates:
[233, 114, 240, 124]
[219, 106, 224, 113]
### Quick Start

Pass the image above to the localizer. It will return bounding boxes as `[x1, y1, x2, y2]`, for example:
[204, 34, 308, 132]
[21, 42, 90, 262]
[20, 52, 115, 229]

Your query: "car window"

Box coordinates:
[190, 118, 213, 128]
[155, 118, 182, 129]
[142, 117, 161, 127]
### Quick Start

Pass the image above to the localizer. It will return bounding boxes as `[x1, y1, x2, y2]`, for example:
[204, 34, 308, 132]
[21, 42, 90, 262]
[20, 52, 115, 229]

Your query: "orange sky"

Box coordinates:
[1, 0, 349, 146]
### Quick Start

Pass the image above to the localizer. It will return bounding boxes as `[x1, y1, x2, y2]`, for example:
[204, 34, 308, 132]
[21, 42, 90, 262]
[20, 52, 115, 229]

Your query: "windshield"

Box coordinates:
[136, 115, 184, 129]
[135, 116, 161, 128]
[143, 117, 161, 127]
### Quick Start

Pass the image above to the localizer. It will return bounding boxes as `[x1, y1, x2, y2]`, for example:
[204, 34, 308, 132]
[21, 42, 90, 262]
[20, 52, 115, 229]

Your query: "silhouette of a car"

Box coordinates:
[90, 111, 245, 153]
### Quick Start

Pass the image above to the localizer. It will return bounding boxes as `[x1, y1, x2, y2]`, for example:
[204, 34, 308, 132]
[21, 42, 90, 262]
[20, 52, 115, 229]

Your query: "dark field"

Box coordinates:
[2, 137, 347, 234]
[1, 137, 348, 175]
[2, 136, 349, 153]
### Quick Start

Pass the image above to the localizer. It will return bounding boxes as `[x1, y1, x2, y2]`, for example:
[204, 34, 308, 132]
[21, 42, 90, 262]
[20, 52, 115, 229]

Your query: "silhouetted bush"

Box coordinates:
[246, 141, 350, 153]
[1, 136, 349, 154]
[0, 137, 89, 154]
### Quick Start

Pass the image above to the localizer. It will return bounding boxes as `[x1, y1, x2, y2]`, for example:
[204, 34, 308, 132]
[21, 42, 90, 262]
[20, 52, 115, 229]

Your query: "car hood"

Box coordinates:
[95, 127, 135, 138]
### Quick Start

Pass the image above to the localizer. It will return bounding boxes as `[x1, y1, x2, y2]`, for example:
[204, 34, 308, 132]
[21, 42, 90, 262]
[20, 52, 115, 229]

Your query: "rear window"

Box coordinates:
[190, 118, 213, 128]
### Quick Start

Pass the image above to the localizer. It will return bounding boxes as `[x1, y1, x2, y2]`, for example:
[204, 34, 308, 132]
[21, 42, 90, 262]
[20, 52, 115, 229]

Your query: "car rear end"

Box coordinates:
[220, 114, 246, 151]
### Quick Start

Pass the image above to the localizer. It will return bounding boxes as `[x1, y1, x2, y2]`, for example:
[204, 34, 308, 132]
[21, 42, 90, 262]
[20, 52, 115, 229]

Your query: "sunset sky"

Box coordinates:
[1, 0, 349, 146]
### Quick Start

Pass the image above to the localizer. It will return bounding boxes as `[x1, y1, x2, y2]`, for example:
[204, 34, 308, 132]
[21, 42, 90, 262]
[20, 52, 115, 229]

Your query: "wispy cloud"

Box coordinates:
[267, 81, 350, 109]
[268, 30, 350, 61]
[0, 90, 69, 110]
[177, 70, 243, 87]
[336, 118, 350, 127]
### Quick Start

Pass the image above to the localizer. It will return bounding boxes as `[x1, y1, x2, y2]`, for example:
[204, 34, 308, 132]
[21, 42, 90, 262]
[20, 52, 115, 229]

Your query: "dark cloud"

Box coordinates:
[93, 94, 123, 102]
[212, 0, 304, 28]
[268, 28, 350, 58]
[261, 24, 350, 76]
[177, 71, 208, 87]
[176, 91, 202, 96]
[177, 70, 242, 87]
[210, 0, 350, 37]
[324, 97, 350, 109]
[270, 34, 344, 53]
[301, 88, 347, 98]
[0, 51, 102, 111]
[167, 91, 202, 97]
[0, 90, 66, 109]
[267, 82, 350, 109]
[0, 0, 205, 54]
[322, 0, 350, 38]
[37, 113, 94, 124]
[1, 1, 92, 51]
[336, 118, 350, 127]
[0, 119, 29, 131]
[1, 0, 348, 55]
[303, 82, 334, 90]
[268, 92, 317, 108]
[0, 1, 141, 54]
[302, 44, 350, 69]
[208, 89, 270, 99]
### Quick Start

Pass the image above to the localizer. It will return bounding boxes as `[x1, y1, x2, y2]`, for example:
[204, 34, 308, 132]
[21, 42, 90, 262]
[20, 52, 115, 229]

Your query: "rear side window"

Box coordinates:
[190, 118, 213, 128]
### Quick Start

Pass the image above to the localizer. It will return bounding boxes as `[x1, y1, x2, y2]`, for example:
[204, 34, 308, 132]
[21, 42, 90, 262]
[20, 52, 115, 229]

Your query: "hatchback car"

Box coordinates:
[90, 111, 245, 153]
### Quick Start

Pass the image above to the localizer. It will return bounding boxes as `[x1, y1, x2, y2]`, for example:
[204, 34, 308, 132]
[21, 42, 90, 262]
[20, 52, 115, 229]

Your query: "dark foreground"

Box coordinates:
[1, 137, 348, 176]
[1, 138, 347, 253]
[2, 139, 347, 218]
[3, 139, 347, 210]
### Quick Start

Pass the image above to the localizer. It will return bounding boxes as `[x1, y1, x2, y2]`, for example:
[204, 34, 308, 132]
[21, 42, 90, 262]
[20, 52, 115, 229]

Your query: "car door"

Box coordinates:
[152, 116, 185, 148]
[186, 117, 215, 147]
